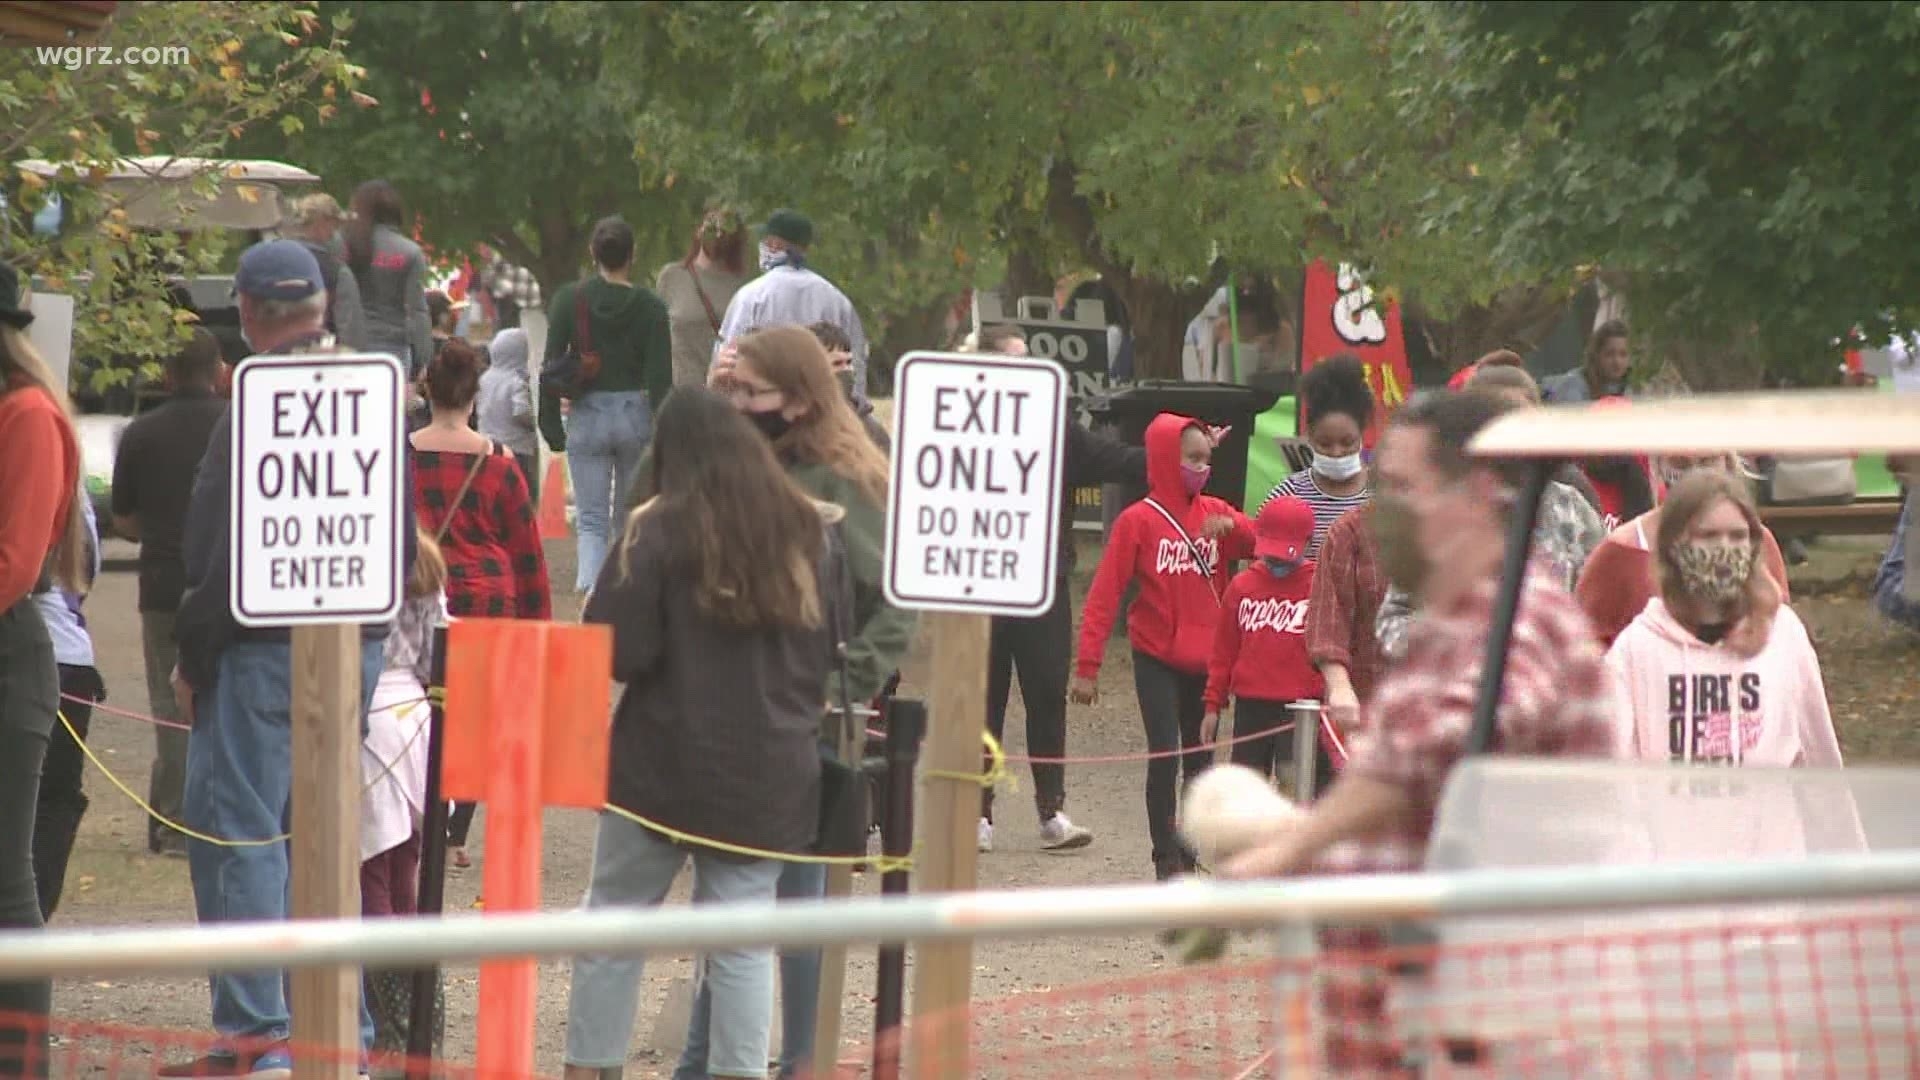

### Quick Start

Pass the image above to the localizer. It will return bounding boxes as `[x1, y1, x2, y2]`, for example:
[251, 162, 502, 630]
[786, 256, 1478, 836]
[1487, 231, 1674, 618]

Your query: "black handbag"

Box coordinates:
[815, 530, 870, 857]
[541, 286, 600, 399]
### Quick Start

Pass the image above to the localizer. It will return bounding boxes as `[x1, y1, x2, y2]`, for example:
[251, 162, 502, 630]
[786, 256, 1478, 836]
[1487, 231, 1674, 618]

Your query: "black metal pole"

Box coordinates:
[872, 697, 926, 1080]
[405, 625, 451, 1078]
[1465, 460, 1553, 755]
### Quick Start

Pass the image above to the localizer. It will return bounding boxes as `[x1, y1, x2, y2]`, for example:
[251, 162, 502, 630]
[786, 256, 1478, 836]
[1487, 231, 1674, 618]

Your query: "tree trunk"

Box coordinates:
[1115, 275, 1209, 380]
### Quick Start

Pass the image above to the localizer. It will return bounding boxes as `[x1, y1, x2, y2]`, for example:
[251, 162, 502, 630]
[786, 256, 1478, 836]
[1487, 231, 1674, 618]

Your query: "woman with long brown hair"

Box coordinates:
[564, 387, 850, 1080]
[660, 325, 912, 1080]
[1607, 471, 1836, 765]
[343, 179, 433, 376]
[0, 263, 82, 1070]
[656, 206, 749, 389]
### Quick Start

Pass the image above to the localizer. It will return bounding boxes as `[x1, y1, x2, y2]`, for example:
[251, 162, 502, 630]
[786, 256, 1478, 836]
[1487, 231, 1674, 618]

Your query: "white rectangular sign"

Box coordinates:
[230, 352, 406, 628]
[883, 351, 1068, 617]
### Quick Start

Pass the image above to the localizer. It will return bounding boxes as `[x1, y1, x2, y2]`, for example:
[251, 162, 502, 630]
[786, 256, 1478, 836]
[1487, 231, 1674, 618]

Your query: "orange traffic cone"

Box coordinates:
[538, 456, 569, 540]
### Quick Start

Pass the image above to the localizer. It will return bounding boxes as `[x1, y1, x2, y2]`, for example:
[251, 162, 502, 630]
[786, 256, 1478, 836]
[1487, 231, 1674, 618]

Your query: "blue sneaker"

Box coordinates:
[242, 1045, 292, 1080]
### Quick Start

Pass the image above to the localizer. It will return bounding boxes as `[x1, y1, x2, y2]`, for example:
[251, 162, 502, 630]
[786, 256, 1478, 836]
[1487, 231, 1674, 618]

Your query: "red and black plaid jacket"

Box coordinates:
[412, 447, 551, 620]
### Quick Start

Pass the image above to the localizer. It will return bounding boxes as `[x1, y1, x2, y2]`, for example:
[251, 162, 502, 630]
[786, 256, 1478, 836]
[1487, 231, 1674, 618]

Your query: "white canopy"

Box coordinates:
[14, 156, 320, 231]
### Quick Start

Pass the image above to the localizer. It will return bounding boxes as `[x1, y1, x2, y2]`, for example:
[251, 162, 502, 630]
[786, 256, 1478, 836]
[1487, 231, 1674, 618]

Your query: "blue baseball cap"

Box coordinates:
[234, 239, 323, 302]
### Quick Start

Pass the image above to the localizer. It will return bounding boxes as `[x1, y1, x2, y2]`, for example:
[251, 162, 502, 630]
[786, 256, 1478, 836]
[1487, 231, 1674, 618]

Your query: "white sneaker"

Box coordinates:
[977, 817, 994, 853]
[1039, 812, 1094, 851]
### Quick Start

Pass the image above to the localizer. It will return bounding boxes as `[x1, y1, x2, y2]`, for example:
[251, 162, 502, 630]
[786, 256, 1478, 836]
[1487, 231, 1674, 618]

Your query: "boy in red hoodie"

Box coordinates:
[1072, 412, 1254, 880]
[1200, 495, 1332, 794]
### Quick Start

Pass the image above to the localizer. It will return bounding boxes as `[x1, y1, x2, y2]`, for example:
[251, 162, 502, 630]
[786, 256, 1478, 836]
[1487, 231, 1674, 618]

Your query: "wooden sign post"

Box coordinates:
[229, 353, 407, 1080]
[443, 618, 612, 1080]
[880, 350, 1070, 1079]
[288, 624, 366, 1080]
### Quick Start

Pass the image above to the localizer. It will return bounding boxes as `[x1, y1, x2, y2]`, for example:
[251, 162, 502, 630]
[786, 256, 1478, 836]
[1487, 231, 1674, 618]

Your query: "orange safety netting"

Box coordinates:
[892, 905, 1920, 1078]
[12, 906, 1919, 1078]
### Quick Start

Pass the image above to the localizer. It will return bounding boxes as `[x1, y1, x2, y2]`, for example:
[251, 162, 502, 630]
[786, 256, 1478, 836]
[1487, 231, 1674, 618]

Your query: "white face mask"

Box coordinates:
[758, 241, 784, 272]
[1312, 451, 1364, 482]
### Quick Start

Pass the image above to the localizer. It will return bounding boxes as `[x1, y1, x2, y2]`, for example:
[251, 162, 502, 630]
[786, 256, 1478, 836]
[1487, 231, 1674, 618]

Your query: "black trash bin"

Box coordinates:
[1088, 380, 1280, 512]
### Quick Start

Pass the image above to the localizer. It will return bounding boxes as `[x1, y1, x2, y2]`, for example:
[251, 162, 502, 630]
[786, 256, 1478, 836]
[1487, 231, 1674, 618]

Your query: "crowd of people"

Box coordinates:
[2, 173, 1918, 1080]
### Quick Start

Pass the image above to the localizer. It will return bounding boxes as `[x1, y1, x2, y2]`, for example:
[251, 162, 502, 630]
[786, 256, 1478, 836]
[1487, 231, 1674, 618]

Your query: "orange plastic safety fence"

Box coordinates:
[892, 905, 1920, 1078]
[11, 906, 1919, 1079]
[0, 1014, 525, 1080]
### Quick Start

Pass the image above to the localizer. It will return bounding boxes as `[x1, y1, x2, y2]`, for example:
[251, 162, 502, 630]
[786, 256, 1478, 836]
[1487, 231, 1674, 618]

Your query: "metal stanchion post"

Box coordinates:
[405, 625, 450, 1078]
[873, 698, 926, 1080]
[1287, 700, 1321, 804]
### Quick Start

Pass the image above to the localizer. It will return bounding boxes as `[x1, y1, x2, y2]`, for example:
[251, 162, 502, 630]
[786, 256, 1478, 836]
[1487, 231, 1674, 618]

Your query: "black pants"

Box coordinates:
[513, 451, 540, 505]
[448, 802, 478, 848]
[981, 588, 1070, 824]
[35, 664, 100, 920]
[1232, 697, 1335, 798]
[0, 600, 55, 1074]
[1132, 650, 1210, 877]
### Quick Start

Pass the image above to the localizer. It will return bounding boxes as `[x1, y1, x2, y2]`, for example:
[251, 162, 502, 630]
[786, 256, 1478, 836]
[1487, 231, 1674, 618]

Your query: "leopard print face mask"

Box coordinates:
[1671, 541, 1755, 606]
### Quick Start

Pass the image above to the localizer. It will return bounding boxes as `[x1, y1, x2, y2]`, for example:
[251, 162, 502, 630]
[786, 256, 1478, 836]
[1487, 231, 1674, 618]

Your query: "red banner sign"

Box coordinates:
[1298, 260, 1413, 447]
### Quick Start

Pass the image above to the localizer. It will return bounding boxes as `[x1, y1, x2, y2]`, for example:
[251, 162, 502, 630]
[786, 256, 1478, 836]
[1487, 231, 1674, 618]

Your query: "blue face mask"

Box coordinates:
[1263, 557, 1300, 578]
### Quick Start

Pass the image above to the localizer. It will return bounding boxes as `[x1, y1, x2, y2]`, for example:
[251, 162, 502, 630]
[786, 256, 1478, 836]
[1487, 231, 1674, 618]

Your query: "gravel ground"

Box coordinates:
[43, 526, 1918, 1077]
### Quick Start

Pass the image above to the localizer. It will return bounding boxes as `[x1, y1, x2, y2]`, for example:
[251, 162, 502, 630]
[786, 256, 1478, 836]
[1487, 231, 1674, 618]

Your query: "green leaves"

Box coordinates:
[1441, 0, 1920, 380]
[1, 1, 358, 393]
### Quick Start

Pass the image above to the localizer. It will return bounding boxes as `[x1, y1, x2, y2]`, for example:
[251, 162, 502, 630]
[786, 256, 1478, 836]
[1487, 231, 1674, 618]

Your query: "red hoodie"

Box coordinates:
[1076, 413, 1255, 679]
[1203, 561, 1325, 712]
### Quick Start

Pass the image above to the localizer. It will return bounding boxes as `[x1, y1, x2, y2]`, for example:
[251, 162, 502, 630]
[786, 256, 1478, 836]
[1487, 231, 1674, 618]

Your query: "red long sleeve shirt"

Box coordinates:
[1204, 562, 1325, 712]
[0, 381, 78, 608]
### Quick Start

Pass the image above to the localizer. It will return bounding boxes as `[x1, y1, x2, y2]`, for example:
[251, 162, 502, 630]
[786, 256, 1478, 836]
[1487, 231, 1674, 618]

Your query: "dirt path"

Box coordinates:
[49, 532, 1920, 1075]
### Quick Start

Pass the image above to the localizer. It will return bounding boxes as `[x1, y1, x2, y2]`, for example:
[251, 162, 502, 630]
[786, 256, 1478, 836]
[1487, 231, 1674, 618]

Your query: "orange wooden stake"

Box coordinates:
[444, 619, 611, 1080]
[538, 457, 571, 540]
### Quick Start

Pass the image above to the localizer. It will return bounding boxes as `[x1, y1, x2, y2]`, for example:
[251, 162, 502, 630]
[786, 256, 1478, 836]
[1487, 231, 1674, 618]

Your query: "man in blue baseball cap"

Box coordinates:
[163, 238, 414, 1079]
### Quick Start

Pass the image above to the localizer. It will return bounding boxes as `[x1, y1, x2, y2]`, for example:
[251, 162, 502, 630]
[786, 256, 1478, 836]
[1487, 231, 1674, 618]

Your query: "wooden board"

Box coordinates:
[1470, 391, 1920, 458]
[288, 624, 362, 1080]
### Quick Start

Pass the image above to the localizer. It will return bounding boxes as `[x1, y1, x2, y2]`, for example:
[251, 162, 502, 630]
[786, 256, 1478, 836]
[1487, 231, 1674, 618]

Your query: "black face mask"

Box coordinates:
[745, 407, 793, 442]
[836, 369, 857, 405]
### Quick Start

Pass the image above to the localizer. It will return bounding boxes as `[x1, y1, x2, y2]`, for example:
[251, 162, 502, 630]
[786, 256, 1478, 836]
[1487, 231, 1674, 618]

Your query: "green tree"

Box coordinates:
[603, 1, 1515, 377]
[238, 0, 696, 296]
[1432, 1, 1920, 381]
[2, 1, 358, 393]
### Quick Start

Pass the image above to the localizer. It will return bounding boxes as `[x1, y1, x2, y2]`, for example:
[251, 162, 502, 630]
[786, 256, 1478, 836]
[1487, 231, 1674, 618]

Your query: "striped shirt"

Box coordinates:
[1261, 469, 1371, 560]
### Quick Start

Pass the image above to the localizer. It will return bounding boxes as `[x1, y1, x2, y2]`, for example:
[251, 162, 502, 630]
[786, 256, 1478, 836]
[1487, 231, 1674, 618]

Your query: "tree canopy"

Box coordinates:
[2, 1, 356, 392]
[1436, 1, 1920, 376]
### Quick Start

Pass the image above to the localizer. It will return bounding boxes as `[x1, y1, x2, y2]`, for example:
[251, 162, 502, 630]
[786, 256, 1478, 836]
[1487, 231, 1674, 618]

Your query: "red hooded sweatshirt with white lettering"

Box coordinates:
[1076, 413, 1254, 680]
[1203, 561, 1324, 712]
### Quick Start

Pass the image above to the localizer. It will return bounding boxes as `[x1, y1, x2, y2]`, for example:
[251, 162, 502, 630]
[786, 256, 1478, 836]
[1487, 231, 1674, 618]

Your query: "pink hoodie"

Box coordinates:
[1606, 599, 1841, 767]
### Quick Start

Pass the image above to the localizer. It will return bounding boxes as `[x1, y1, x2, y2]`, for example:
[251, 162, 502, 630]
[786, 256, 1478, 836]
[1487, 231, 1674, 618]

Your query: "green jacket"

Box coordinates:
[622, 450, 915, 704]
[539, 276, 673, 452]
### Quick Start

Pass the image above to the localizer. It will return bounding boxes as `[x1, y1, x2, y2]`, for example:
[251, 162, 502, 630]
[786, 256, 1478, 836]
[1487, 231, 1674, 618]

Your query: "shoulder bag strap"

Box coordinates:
[1143, 497, 1224, 604]
[434, 452, 489, 545]
[574, 285, 594, 355]
[827, 526, 857, 755]
[688, 268, 723, 334]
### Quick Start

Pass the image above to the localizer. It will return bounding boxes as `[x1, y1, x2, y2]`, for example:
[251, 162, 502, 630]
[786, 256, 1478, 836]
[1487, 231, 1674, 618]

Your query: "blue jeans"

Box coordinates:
[674, 860, 827, 1080]
[565, 813, 782, 1077]
[565, 391, 651, 592]
[184, 640, 382, 1052]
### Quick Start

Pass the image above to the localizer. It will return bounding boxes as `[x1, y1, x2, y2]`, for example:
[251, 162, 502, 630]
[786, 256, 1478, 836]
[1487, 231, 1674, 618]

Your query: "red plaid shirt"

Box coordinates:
[412, 447, 552, 620]
[1319, 565, 1623, 877]
[1306, 505, 1390, 706]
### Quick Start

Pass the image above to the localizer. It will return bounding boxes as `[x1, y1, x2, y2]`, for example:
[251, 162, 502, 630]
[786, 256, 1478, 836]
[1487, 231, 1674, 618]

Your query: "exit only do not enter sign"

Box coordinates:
[883, 351, 1068, 618]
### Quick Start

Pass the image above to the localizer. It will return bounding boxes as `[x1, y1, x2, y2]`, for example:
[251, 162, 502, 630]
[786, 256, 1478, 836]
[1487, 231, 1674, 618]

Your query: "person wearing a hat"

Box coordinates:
[162, 239, 412, 1078]
[1201, 495, 1336, 795]
[710, 208, 870, 406]
[0, 257, 84, 1070]
[286, 192, 367, 349]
